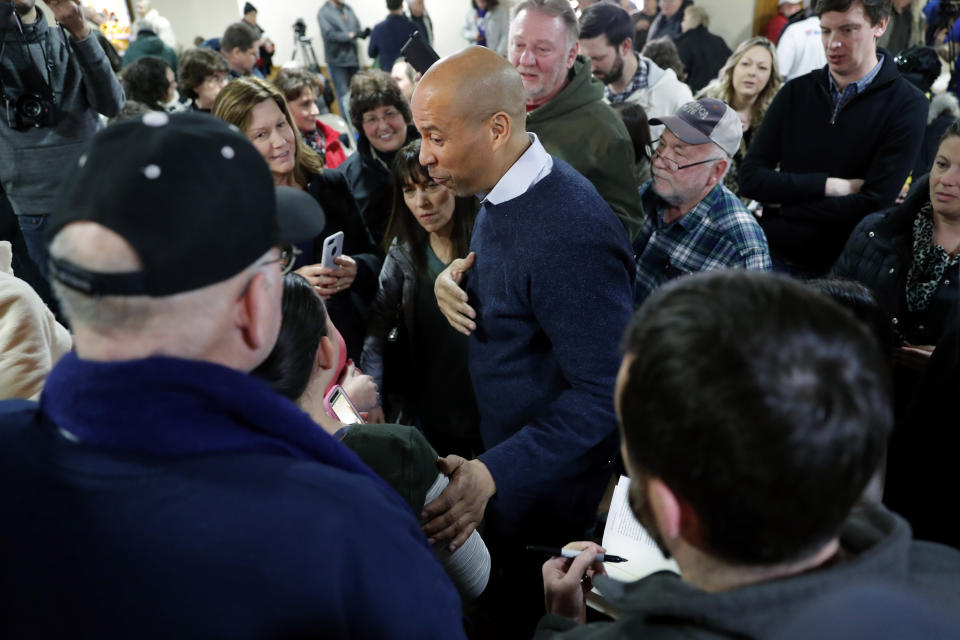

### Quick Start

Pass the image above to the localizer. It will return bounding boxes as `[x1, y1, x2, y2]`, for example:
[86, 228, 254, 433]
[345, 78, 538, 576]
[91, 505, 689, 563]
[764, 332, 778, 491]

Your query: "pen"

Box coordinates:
[526, 545, 628, 563]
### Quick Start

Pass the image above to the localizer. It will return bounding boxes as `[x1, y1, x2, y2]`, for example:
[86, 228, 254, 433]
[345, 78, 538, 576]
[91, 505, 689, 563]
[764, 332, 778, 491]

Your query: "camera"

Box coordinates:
[293, 18, 307, 38]
[3, 92, 58, 130]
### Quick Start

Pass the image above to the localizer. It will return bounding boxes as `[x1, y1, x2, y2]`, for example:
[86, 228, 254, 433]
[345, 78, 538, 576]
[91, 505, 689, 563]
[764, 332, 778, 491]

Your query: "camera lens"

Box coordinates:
[20, 98, 42, 119]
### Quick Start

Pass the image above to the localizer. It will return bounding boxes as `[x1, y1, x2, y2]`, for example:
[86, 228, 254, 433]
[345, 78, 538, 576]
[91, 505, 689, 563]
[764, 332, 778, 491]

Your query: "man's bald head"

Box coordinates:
[418, 46, 527, 129]
[413, 46, 532, 196]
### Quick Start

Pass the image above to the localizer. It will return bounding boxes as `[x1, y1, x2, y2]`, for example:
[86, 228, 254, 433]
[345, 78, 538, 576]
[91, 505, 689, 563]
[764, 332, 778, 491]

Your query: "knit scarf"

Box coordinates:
[40, 353, 391, 493]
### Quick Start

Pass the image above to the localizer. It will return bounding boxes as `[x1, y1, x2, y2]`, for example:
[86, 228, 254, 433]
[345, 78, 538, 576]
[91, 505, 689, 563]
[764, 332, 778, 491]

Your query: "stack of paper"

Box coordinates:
[601, 475, 679, 582]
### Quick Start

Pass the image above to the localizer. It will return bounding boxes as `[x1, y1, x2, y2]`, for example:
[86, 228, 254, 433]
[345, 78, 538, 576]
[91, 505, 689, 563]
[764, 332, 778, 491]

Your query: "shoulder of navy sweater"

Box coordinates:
[483, 158, 625, 232]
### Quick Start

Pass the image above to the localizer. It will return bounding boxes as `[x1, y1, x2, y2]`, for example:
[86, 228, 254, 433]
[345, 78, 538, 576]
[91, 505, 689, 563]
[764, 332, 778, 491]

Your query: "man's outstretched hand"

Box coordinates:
[434, 252, 477, 336]
[421, 455, 495, 552]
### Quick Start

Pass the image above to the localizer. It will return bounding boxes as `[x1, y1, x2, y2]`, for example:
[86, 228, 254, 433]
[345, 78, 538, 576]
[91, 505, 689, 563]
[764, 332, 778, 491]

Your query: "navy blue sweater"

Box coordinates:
[469, 159, 635, 536]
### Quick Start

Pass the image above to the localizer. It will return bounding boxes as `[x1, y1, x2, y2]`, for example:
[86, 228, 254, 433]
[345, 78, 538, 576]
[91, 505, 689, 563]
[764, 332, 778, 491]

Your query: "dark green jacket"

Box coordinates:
[527, 56, 643, 240]
[121, 31, 178, 72]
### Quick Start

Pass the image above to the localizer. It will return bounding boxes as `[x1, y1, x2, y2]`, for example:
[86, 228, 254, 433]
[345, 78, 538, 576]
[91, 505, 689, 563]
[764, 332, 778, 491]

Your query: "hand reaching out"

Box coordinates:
[434, 252, 477, 336]
[420, 455, 495, 551]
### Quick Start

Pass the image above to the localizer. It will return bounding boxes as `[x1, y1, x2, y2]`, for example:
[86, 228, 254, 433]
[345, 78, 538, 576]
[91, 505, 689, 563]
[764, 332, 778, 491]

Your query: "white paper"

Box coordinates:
[601, 475, 679, 582]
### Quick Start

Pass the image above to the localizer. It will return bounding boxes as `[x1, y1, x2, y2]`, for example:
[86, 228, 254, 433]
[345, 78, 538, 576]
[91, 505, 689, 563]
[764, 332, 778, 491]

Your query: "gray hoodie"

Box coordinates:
[0, 10, 124, 216]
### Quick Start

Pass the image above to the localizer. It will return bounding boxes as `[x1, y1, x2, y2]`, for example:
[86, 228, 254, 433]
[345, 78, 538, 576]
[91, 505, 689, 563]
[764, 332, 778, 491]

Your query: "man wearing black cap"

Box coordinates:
[0, 112, 464, 638]
[633, 98, 771, 306]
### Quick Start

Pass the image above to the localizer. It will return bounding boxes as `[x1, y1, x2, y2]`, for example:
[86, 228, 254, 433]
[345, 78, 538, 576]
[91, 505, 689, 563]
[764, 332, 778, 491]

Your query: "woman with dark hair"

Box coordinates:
[833, 120, 960, 384]
[177, 47, 229, 112]
[361, 140, 482, 458]
[213, 77, 381, 364]
[612, 102, 652, 186]
[254, 273, 490, 601]
[338, 69, 419, 246]
[120, 56, 177, 111]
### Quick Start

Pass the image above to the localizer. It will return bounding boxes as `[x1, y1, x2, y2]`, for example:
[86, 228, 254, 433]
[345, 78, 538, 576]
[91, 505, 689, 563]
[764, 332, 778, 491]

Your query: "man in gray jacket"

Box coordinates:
[0, 0, 124, 280]
[317, 0, 365, 117]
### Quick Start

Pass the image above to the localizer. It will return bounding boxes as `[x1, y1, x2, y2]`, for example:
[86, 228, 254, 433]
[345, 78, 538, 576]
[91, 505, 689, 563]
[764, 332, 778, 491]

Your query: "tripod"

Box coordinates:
[291, 34, 321, 74]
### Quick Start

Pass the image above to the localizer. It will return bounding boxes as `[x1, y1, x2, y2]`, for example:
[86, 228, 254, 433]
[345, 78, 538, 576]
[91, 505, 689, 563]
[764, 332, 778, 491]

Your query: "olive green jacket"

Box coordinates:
[527, 56, 643, 240]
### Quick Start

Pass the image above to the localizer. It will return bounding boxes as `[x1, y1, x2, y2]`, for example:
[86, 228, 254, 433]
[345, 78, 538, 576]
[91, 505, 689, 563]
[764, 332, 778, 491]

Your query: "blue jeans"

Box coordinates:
[17, 214, 50, 280]
[327, 64, 358, 119]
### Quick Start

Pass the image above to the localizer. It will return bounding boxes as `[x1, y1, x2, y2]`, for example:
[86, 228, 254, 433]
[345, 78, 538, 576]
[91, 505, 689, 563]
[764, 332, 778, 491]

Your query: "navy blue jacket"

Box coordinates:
[468, 159, 635, 539]
[368, 14, 419, 71]
[0, 355, 463, 639]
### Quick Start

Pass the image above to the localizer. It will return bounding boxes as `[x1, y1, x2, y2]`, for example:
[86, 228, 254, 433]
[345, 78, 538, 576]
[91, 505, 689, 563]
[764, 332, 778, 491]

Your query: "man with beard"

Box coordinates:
[534, 270, 960, 638]
[509, 0, 644, 240]
[630, 98, 770, 307]
[579, 3, 691, 138]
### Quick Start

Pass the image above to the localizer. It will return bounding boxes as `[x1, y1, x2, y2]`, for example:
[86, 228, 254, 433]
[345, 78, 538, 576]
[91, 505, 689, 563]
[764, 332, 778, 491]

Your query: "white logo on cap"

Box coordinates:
[78, 154, 87, 168]
[680, 102, 710, 120]
[221, 146, 236, 160]
[143, 164, 162, 180]
[142, 112, 170, 128]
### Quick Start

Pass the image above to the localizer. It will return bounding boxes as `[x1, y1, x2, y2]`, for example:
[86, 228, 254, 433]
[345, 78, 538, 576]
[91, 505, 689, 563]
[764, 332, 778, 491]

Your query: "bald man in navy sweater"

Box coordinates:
[412, 45, 635, 634]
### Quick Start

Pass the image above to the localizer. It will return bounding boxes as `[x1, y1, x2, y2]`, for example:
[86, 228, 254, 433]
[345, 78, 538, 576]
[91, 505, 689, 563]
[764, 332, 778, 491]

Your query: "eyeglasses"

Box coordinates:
[361, 108, 403, 127]
[204, 73, 229, 87]
[645, 140, 723, 173]
[262, 244, 302, 275]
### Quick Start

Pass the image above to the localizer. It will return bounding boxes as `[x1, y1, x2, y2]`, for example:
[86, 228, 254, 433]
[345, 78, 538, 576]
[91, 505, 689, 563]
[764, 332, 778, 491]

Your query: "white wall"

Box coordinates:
[147, 0, 477, 64]
[132, 0, 759, 67]
[696, 0, 756, 51]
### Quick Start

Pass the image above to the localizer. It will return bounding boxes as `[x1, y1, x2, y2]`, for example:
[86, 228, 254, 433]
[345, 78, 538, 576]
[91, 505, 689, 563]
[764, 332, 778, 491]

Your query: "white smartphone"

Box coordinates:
[320, 231, 344, 270]
[325, 385, 365, 425]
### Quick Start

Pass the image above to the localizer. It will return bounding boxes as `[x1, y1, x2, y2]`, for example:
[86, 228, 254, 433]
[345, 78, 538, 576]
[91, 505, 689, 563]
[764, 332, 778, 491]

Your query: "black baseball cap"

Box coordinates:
[47, 112, 325, 297]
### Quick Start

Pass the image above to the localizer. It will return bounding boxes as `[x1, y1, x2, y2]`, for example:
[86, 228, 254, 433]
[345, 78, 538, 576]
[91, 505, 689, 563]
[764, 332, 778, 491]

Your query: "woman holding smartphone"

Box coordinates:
[361, 140, 481, 458]
[213, 76, 381, 360]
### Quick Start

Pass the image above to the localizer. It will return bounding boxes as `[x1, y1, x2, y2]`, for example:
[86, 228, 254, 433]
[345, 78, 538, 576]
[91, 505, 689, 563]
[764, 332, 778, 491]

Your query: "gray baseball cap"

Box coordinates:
[649, 98, 743, 157]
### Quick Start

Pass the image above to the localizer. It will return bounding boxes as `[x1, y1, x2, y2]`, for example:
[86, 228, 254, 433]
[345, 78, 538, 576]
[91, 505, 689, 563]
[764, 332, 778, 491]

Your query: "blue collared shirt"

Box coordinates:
[480, 133, 553, 205]
[828, 55, 884, 117]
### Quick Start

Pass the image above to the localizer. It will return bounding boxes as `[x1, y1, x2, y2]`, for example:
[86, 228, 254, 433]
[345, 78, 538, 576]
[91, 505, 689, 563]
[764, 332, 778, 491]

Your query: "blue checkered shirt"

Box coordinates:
[828, 55, 884, 121]
[605, 53, 649, 104]
[633, 181, 772, 306]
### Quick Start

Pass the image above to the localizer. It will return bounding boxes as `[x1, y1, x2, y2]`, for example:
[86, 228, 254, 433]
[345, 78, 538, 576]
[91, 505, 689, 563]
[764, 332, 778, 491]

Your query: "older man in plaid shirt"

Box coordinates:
[633, 98, 771, 306]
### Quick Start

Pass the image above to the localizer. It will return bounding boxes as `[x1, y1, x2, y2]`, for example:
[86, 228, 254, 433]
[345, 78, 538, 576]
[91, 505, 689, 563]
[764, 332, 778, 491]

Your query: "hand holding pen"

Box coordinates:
[539, 541, 609, 625]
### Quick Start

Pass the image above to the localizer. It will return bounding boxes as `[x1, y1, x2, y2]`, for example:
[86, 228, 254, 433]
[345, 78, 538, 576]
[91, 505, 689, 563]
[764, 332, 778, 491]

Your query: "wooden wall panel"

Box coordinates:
[754, 0, 781, 36]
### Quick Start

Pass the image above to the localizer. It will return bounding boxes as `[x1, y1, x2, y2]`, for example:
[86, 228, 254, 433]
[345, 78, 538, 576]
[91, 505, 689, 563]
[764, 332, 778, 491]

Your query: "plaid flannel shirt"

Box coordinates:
[633, 181, 772, 306]
[605, 53, 649, 104]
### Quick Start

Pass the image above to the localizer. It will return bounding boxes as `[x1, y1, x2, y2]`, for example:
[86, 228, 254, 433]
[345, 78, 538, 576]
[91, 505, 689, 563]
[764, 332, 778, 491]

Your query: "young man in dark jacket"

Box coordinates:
[535, 270, 960, 639]
[739, 0, 927, 277]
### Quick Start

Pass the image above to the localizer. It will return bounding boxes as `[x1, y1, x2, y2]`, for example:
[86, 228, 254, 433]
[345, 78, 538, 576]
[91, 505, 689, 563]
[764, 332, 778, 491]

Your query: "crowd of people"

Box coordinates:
[2, 0, 960, 637]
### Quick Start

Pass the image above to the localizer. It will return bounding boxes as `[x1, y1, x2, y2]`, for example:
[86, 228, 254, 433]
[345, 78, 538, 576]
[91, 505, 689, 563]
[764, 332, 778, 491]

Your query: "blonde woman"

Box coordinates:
[697, 36, 782, 196]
